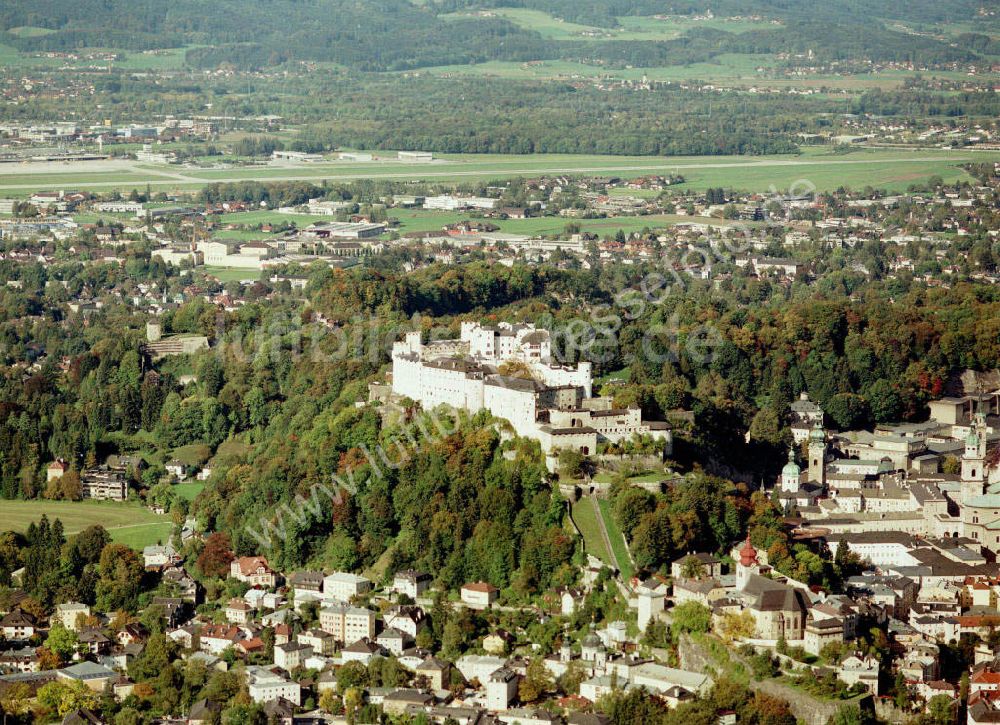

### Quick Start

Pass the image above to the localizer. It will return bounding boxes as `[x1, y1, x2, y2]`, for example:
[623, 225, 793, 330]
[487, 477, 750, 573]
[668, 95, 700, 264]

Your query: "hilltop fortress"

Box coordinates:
[387, 322, 671, 464]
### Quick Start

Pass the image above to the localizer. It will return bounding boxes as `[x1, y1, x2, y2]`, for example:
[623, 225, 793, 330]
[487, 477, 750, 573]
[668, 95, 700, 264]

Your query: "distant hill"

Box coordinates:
[0, 0, 991, 70]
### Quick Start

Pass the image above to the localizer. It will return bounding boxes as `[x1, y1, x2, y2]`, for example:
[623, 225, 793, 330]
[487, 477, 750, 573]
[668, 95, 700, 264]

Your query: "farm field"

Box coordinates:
[0, 40, 192, 71]
[417, 55, 972, 89]
[442, 9, 778, 41]
[1, 148, 996, 195]
[1, 500, 171, 550]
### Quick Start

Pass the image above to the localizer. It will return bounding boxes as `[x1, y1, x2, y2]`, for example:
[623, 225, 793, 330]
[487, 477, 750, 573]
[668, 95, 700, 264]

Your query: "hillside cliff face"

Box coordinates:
[677, 634, 875, 725]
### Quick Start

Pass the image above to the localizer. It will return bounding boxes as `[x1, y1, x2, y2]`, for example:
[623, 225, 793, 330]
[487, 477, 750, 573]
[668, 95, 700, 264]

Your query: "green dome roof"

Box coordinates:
[782, 449, 800, 476]
[809, 425, 825, 442]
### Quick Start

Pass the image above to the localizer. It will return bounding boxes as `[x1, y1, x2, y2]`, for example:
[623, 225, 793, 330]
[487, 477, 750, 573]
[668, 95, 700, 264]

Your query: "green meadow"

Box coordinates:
[1, 499, 171, 550]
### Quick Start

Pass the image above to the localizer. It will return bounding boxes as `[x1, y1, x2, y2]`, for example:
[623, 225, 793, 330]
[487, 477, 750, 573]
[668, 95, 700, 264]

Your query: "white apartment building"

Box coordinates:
[246, 666, 301, 705]
[318, 604, 376, 645]
[323, 572, 372, 601]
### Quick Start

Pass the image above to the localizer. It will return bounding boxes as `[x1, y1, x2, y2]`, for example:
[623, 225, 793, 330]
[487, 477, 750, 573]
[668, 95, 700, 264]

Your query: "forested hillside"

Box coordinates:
[0, 0, 990, 70]
[3, 246, 1000, 580]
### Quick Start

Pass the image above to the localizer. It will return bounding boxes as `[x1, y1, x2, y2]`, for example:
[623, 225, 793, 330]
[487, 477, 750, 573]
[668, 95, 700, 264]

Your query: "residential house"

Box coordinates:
[376, 628, 413, 656]
[225, 599, 254, 625]
[230, 557, 278, 588]
[838, 655, 881, 694]
[671, 553, 723, 580]
[274, 642, 312, 671]
[392, 569, 432, 599]
[200, 624, 244, 655]
[416, 657, 451, 690]
[77, 629, 112, 656]
[487, 668, 519, 711]
[117, 623, 149, 647]
[461, 582, 499, 609]
[0, 646, 40, 673]
[297, 630, 336, 657]
[288, 571, 324, 593]
[54, 603, 90, 631]
[384, 605, 426, 638]
[245, 665, 301, 705]
[340, 638, 384, 665]
[143, 544, 180, 569]
[0, 609, 38, 641]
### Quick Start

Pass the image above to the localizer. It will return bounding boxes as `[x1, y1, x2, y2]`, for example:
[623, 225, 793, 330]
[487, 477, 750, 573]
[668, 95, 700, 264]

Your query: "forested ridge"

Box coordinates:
[0, 0, 990, 71]
[2, 247, 1000, 580]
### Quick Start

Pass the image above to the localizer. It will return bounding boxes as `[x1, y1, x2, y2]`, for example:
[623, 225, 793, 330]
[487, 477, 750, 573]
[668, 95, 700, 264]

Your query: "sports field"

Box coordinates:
[1, 148, 995, 195]
[1, 500, 171, 550]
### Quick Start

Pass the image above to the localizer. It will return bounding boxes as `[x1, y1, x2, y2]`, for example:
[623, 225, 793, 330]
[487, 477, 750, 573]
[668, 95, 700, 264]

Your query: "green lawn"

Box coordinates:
[110, 522, 173, 549]
[201, 266, 266, 282]
[1, 500, 170, 550]
[571, 498, 613, 567]
[172, 482, 205, 502]
[597, 498, 634, 581]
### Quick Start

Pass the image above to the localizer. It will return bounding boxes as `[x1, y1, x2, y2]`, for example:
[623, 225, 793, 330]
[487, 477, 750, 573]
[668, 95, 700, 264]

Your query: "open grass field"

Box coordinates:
[417, 54, 977, 90]
[114, 47, 191, 71]
[571, 497, 614, 568]
[0, 39, 192, 71]
[170, 444, 212, 466]
[421, 54, 777, 82]
[172, 482, 206, 502]
[202, 266, 265, 282]
[7, 26, 57, 37]
[2, 148, 996, 196]
[111, 523, 173, 549]
[597, 498, 634, 581]
[1, 500, 171, 550]
[442, 9, 777, 42]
